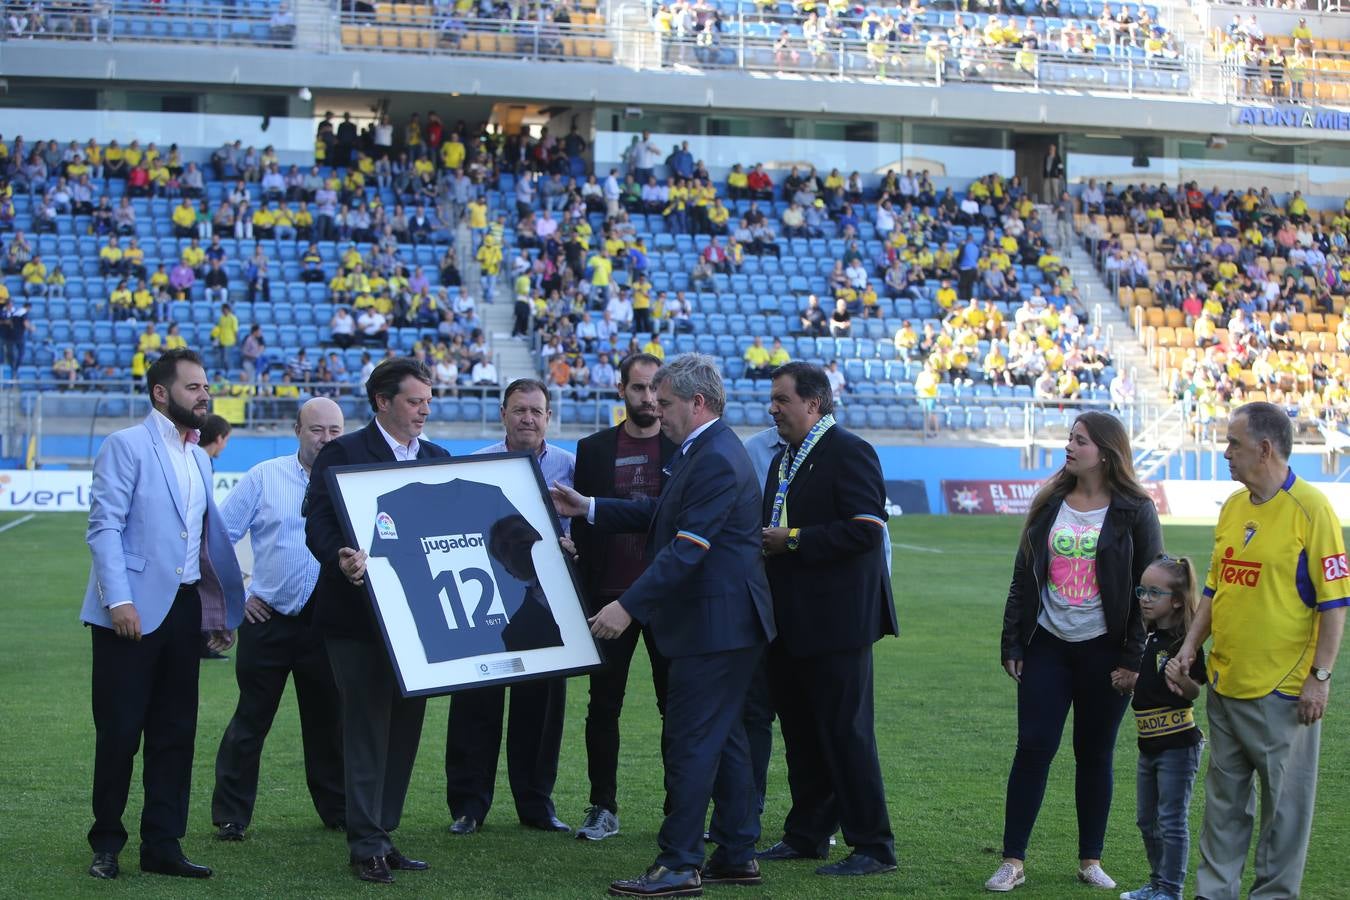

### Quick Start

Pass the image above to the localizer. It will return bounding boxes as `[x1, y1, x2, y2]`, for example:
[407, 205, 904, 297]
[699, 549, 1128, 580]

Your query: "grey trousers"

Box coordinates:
[1195, 689, 1320, 900]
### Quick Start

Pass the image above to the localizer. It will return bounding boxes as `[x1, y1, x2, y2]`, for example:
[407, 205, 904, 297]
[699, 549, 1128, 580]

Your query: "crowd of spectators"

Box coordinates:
[1216, 13, 1323, 101]
[650, 0, 1182, 80]
[1080, 177, 1350, 431]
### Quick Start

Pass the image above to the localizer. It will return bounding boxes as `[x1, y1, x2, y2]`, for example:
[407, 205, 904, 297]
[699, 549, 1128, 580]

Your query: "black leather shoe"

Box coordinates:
[702, 858, 762, 885]
[757, 840, 825, 861]
[140, 853, 213, 878]
[448, 815, 479, 835]
[88, 852, 119, 879]
[609, 864, 702, 897]
[351, 855, 394, 884]
[523, 814, 571, 833]
[215, 822, 246, 842]
[815, 853, 897, 876]
[384, 848, 429, 871]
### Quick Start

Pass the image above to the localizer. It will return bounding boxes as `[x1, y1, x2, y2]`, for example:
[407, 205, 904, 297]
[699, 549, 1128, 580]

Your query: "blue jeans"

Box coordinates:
[1002, 629, 1131, 861]
[1136, 742, 1202, 898]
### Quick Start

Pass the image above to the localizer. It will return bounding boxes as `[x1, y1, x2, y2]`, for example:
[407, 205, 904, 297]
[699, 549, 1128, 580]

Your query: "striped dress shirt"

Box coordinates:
[218, 453, 320, 616]
[475, 438, 575, 534]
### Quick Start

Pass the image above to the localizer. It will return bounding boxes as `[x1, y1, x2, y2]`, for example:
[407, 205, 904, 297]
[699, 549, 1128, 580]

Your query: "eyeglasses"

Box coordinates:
[1134, 586, 1174, 602]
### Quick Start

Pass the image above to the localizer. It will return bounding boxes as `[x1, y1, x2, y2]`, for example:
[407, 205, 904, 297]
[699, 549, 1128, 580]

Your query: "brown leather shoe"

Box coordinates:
[351, 855, 394, 884]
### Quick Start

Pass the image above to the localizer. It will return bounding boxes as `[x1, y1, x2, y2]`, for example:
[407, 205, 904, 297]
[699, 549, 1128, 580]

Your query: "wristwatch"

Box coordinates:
[1313, 667, 1333, 682]
[786, 528, 801, 552]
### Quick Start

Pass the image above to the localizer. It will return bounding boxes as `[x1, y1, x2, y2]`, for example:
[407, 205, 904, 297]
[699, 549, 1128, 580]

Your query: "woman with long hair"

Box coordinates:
[985, 411, 1163, 893]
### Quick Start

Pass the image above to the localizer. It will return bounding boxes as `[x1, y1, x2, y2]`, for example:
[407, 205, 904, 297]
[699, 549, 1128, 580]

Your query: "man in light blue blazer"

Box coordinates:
[82, 348, 244, 881]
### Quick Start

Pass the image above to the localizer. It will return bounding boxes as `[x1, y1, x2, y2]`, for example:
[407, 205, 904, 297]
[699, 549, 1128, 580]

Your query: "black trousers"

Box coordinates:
[445, 678, 566, 824]
[584, 613, 670, 813]
[768, 642, 896, 866]
[742, 657, 774, 814]
[325, 637, 426, 860]
[212, 604, 344, 829]
[89, 585, 201, 857]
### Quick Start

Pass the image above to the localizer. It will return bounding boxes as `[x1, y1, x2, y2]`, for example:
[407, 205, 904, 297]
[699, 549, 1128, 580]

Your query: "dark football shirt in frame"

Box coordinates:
[369, 478, 564, 663]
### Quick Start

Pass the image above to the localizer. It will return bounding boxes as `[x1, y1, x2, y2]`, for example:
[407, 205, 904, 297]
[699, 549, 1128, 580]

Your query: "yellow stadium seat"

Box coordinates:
[1118, 287, 1135, 309]
[417, 30, 435, 49]
[1290, 312, 1308, 331]
[1135, 288, 1155, 307]
[1137, 235, 1154, 253]
[1145, 307, 1164, 328]
[359, 25, 379, 46]
[1157, 327, 1176, 347]
[1149, 252, 1166, 271]
[399, 27, 419, 48]
[1164, 308, 1184, 328]
[573, 37, 595, 56]
[1176, 327, 1195, 348]
[1271, 257, 1287, 276]
[1108, 216, 1125, 234]
[1326, 314, 1341, 333]
[379, 26, 400, 47]
[593, 38, 613, 59]
[342, 24, 361, 45]
[394, 3, 413, 21]
[1161, 218, 1178, 235]
[375, 3, 394, 21]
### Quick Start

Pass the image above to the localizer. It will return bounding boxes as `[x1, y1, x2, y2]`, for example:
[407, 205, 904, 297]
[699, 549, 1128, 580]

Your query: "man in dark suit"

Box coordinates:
[552, 353, 775, 898]
[304, 357, 446, 885]
[756, 361, 899, 877]
[570, 353, 677, 841]
[82, 349, 245, 881]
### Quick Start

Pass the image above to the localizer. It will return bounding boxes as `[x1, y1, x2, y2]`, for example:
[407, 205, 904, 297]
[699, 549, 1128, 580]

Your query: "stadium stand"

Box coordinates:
[1, 0, 296, 45]
[1075, 180, 1350, 438]
[0, 119, 1125, 437]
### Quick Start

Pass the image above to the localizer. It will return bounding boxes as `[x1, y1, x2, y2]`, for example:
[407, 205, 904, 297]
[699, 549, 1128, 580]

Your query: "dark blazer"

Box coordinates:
[571, 423, 678, 607]
[1001, 490, 1162, 671]
[304, 420, 450, 640]
[762, 426, 898, 658]
[594, 418, 775, 659]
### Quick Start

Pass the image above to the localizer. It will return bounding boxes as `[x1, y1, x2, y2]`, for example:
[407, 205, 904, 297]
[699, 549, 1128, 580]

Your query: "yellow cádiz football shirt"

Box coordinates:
[1205, 471, 1349, 699]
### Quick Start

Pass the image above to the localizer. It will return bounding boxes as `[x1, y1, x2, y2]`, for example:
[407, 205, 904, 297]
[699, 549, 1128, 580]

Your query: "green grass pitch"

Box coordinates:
[2, 512, 1347, 898]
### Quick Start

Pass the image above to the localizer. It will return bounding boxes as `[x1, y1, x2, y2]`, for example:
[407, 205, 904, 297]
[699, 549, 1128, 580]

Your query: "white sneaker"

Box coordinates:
[985, 862, 1026, 892]
[1078, 864, 1118, 889]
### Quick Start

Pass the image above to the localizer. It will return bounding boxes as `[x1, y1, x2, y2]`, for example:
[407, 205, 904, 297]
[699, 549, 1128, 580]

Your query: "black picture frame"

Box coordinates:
[329, 451, 603, 697]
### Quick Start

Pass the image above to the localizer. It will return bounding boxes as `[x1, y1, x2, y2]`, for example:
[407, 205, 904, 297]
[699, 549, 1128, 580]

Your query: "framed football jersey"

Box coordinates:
[329, 452, 603, 697]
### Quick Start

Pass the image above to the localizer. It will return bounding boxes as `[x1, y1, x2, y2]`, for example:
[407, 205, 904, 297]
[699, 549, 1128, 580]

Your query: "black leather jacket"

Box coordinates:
[1001, 491, 1163, 671]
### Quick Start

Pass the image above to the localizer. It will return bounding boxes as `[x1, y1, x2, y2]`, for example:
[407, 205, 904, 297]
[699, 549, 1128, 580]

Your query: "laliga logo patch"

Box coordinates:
[376, 512, 398, 540]
[1323, 553, 1349, 583]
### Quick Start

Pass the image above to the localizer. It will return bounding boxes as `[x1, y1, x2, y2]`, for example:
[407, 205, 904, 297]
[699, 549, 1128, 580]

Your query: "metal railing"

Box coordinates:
[0, 0, 295, 47]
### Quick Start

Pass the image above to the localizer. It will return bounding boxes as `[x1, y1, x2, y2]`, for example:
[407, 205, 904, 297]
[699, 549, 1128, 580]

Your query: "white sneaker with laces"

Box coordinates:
[985, 862, 1026, 892]
[1078, 863, 1118, 889]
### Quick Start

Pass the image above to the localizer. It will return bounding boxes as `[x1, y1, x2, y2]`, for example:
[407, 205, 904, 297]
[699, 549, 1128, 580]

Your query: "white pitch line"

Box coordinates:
[894, 542, 944, 554]
[0, 513, 36, 534]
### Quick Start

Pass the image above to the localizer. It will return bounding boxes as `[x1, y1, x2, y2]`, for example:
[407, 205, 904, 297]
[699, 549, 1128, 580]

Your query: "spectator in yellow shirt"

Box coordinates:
[744, 335, 773, 379]
[137, 321, 163, 355]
